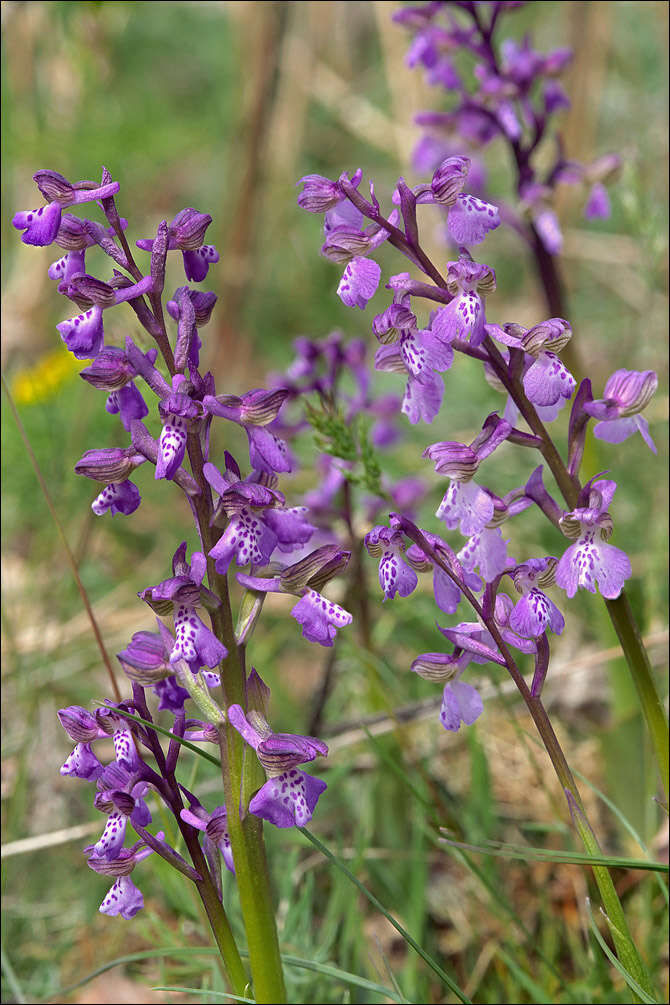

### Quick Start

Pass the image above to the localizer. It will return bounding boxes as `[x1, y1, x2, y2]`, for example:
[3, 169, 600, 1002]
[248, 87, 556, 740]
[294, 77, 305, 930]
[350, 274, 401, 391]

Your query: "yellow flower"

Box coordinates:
[11, 347, 88, 405]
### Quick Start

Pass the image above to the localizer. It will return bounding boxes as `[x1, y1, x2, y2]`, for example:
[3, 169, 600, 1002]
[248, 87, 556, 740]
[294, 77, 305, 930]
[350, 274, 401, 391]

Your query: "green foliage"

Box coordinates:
[305, 400, 383, 495]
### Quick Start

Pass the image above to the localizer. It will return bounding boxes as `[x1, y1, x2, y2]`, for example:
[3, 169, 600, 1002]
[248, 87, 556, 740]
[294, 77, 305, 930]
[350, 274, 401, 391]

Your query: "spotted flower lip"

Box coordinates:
[227, 705, 328, 827]
[507, 559, 564, 638]
[250, 770, 328, 828]
[12, 173, 121, 246]
[365, 518, 428, 601]
[138, 543, 226, 673]
[91, 480, 141, 517]
[291, 589, 352, 647]
[555, 478, 631, 599]
[337, 256, 382, 310]
[374, 328, 450, 426]
[428, 255, 496, 348]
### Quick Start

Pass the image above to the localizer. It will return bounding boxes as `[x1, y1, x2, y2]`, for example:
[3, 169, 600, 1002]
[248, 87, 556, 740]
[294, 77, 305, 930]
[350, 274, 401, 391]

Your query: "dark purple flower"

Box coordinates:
[155, 376, 203, 481]
[106, 383, 149, 432]
[13, 202, 63, 246]
[182, 245, 219, 283]
[12, 171, 120, 246]
[139, 543, 227, 673]
[136, 208, 219, 282]
[227, 704, 328, 827]
[91, 479, 141, 517]
[48, 249, 87, 283]
[56, 276, 153, 359]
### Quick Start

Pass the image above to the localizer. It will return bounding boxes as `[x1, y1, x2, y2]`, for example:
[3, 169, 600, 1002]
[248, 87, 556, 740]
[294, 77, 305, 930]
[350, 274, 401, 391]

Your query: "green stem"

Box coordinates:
[605, 593, 669, 801]
[184, 431, 286, 1003]
[402, 525, 654, 999]
[184, 829, 250, 996]
[219, 726, 287, 1003]
[482, 334, 669, 799]
[524, 698, 653, 1002]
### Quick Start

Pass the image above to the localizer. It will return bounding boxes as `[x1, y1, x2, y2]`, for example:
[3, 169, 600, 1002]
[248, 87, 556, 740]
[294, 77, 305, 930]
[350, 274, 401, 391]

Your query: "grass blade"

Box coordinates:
[299, 827, 472, 1004]
[42, 945, 407, 1004]
[440, 835, 668, 872]
[585, 899, 660, 1004]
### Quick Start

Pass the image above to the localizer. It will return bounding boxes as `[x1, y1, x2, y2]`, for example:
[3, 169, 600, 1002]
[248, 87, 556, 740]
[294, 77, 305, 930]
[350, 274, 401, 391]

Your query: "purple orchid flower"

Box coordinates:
[56, 275, 154, 359]
[556, 479, 631, 599]
[203, 388, 292, 475]
[86, 836, 157, 919]
[365, 518, 420, 600]
[74, 446, 145, 517]
[105, 383, 149, 432]
[139, 543, 227, 673]
[508, 558, 565, 638]
[411, 651, 483, 732]
[155, 377, 204, 480]
[426, 414, 512, 536]
[180, 799, 235, 875]
[374, 325, 453, 425]
[487, 318, 576, 414]
[457, 526, 513, 583]
[91, 480, 142, 517]
[583, 369, 657, 453]
[227, 703, 328, 828]
[236, 545, 352, 647]
[12, 169, 120, 246]
[290, 590, 353, 647]
[429, 256, 496, 348]
[136, 208, 220, 282]
[92, 761, 152, 860]
[297, 168, 363, 213]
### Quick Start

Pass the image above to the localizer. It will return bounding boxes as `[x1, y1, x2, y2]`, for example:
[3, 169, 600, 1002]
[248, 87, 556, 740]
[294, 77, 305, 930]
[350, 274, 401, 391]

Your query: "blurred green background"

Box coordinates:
[1, 2, 668, 1003]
